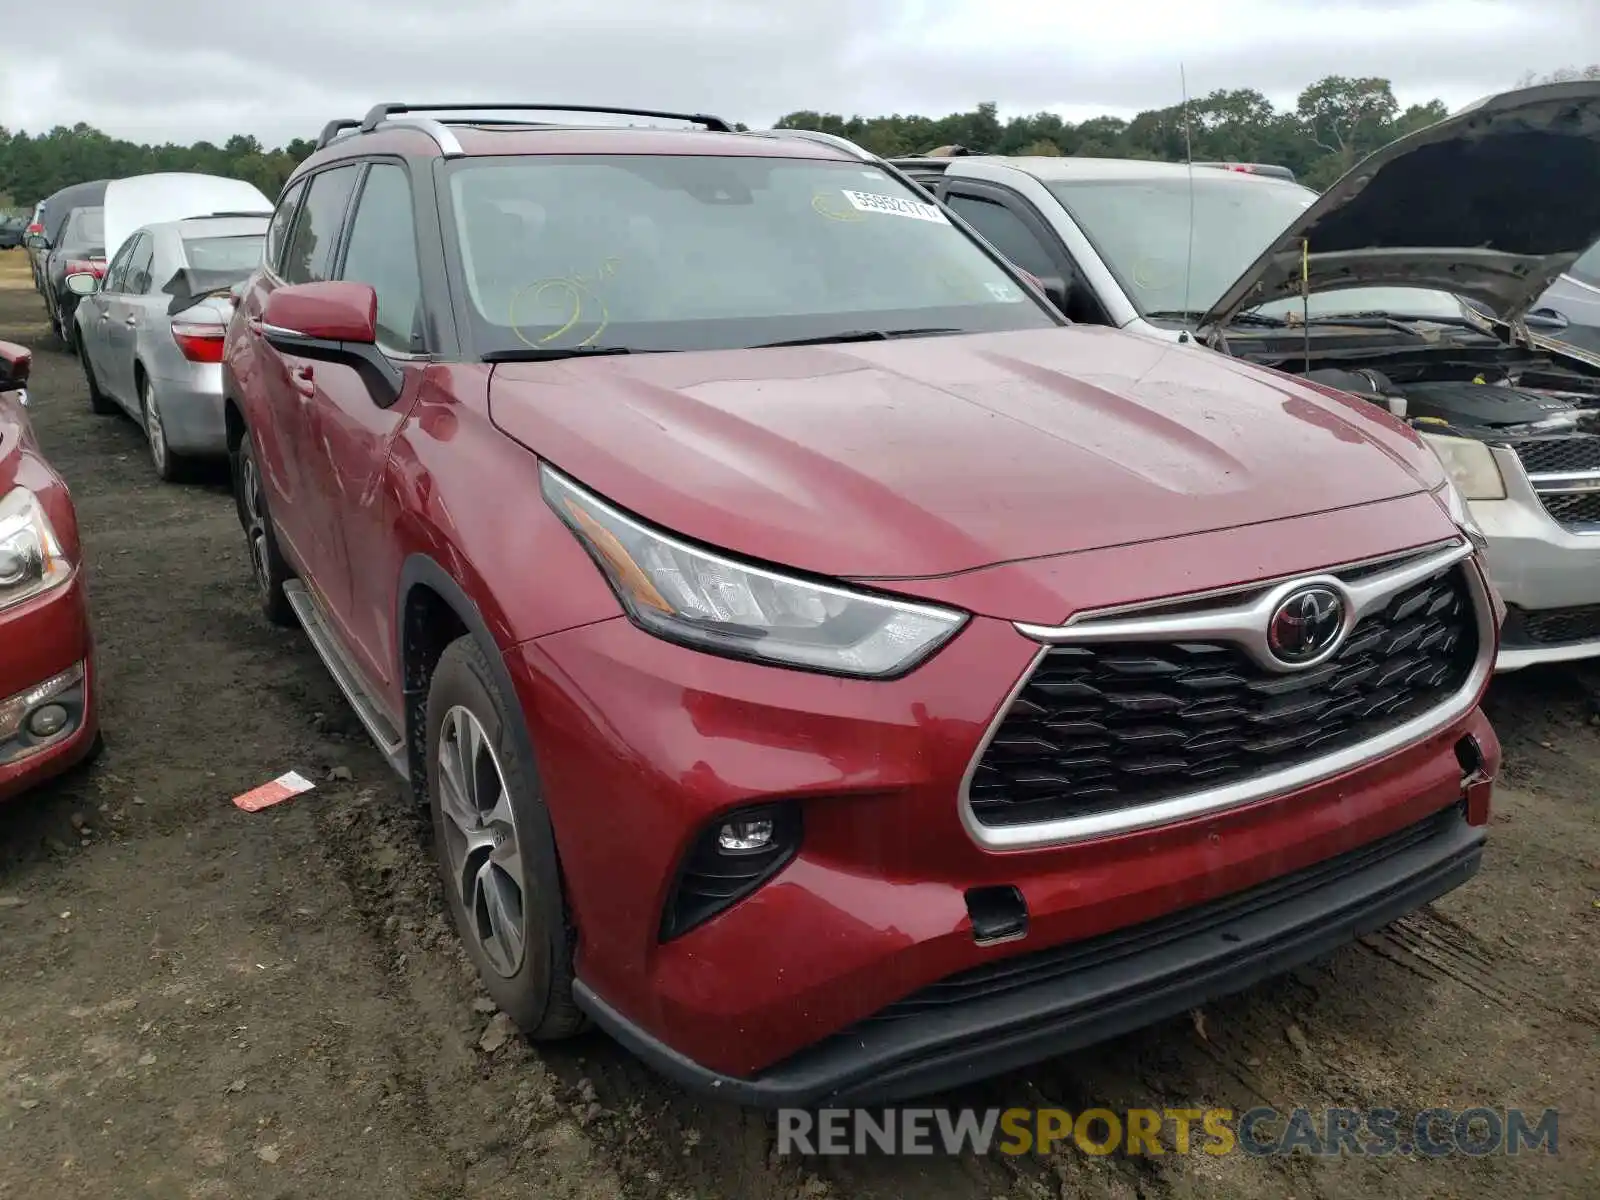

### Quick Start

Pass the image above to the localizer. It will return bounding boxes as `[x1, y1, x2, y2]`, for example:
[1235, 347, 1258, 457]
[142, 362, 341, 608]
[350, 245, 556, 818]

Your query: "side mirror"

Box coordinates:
[1526, 307, 1570, 331]
[0, 340, 33, 391]
[65, 272, 99, 296]
[261, 281, 378, 345]
[258, 282, 399, 405]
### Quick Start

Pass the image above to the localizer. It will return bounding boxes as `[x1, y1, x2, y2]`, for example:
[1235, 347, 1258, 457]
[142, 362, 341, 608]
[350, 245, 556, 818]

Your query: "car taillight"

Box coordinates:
[65, 259, 106, 278]
[26, 224, 42, 236]
[171, 321, 227, 363]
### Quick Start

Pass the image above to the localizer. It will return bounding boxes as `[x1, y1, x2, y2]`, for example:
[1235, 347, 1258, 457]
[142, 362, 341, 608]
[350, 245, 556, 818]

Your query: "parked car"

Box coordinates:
[885, 81, 1600, 673]
[70, 213, 269, 480]
[0, 216, 26, 250]
[100, 173, 272, 268]
[224, 101, 1499, 1108]
[41, 205, 106, 350]
[29, 180, 109, 295]
[0, 341, 100, 803]
[1530, 240, 1600, 357]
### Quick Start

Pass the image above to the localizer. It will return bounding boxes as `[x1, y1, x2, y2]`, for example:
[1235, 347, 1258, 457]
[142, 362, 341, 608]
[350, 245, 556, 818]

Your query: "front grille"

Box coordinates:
[1511, 436, 1600, 477]
[968, 566, 1479, 828]
[1536, 491, 1600, 528]
[1511, 603, 1600, 646]
[869, 804, 1464, 1023]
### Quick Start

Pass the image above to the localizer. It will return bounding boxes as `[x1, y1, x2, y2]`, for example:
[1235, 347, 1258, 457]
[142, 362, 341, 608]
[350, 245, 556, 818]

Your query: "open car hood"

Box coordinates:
[1201, 81, 1600, 331]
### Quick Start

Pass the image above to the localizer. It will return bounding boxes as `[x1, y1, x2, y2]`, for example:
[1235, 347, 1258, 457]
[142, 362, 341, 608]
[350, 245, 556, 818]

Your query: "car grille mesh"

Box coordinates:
[1515, 603, 1600, 646]
[1536, 491, 1600, 528]
[968, 566, 1479, 828]
[1511, 436, 1600, 477]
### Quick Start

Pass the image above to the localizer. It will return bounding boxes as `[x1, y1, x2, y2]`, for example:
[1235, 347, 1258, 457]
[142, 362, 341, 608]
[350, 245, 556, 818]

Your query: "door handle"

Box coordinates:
[290, 364, 316, 398]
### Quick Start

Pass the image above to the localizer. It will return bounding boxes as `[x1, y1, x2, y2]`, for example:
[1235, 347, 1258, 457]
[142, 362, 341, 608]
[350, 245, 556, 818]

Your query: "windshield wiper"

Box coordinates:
[754, 327, 962, 348]
[482, 346, 634, 363]
[1146, 310, 1282, 327]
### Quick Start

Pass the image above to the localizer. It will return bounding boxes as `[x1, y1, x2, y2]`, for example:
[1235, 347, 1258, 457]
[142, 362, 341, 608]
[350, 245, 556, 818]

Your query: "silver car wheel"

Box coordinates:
[240, 451, 271, 598]
[143, 380, 169, 475]
[435, 704, 527, 978]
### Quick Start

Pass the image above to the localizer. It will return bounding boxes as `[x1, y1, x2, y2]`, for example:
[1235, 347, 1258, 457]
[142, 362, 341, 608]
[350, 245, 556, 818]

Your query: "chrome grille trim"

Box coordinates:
[959, 539, 1494, 851]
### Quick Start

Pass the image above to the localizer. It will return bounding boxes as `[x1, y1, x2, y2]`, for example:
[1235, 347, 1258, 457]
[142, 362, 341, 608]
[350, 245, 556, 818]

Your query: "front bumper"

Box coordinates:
[1473, 445, 1600, 671]
[578, 800, 1486, 1107]
[0, 575, 98, 802]
[514, 591, 1498, 1096]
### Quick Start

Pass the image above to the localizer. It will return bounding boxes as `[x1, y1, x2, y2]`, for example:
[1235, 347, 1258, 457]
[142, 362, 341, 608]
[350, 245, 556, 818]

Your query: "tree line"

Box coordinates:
[1, 66, 1594, 210]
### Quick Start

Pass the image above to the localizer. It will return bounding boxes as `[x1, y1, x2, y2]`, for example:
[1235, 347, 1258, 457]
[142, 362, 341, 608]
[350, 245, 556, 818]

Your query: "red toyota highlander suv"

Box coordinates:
[223, 103, 1501, 1105]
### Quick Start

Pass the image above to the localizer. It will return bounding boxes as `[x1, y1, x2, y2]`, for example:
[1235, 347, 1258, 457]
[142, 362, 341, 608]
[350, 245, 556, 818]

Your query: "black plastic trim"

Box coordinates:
[574, 803, 1485, 1108]
[658, 801, 803, 941]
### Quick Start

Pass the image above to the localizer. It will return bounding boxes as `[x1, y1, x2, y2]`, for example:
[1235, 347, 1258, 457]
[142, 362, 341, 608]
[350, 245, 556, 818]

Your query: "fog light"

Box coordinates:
[0, 662, 84, 742]
[27, 704, 69, 738]
[717, 817, 774, 852]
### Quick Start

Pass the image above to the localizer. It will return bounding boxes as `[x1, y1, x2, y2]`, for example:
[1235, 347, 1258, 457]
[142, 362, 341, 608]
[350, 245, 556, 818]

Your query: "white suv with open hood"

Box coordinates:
[881, 82, 1600, 672]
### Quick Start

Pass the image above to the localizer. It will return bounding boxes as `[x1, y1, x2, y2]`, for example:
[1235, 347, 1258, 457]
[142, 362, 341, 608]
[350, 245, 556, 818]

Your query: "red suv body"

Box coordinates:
[0, 342, 99, 802]
[222, 104, 1501, 1105]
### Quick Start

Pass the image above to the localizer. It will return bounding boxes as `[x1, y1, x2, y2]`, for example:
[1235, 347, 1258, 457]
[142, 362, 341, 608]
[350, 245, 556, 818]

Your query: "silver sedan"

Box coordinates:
[68, 214, 268, 481]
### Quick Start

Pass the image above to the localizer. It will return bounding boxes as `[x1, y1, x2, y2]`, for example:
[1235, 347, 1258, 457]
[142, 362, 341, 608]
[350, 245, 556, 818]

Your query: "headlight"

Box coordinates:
[540, 466, 967, 678]
[1420, 433, 1505, 500]
[0, 487, 71, 611]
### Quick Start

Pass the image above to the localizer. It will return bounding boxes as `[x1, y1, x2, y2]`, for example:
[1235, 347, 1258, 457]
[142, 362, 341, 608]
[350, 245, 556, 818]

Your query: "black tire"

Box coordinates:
[232, 433, 296, 627]
[80, 343, 115, 415]
[55, 305, 76, 353]
[426, 635, 586, 1040]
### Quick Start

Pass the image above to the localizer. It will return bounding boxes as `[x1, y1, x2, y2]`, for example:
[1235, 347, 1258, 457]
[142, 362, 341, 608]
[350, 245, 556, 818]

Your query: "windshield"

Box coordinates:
[1571, 241, 1600, 290]
[448, 154, 1055, 355]
[63, 207, 105, 251]
[182, 234, 264, 278]
[1045, 177, 1470, 324]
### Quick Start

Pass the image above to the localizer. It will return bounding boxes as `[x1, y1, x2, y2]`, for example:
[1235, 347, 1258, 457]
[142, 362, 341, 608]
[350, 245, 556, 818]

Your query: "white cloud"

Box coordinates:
[1, 0, 1592, 146]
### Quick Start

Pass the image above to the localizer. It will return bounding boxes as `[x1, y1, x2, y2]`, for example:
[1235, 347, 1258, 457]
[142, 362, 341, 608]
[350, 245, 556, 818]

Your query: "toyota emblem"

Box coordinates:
[1266, 585, 1346, 666]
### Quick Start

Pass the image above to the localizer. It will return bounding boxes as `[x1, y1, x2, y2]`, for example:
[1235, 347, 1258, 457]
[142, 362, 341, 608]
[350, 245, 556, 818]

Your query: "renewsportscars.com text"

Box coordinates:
[776, 1106, 1560, 1158]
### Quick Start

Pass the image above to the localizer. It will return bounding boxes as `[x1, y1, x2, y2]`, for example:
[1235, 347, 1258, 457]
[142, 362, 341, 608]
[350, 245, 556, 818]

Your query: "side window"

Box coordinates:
[126, 235, 156, 295]
[339, 164, 424, 352]
[264, 179, 306, 276]
[946, 193, 1058, 281]
[282, 166, 360, 285]
[101, 237, 138, 294]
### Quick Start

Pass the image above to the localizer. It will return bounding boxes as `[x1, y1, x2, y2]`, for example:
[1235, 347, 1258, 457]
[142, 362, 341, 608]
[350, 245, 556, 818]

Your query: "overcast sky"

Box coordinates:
[3, 0, 1595, 148]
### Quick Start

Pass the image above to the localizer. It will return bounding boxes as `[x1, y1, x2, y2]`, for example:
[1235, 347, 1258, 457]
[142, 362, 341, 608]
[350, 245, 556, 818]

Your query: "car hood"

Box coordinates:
[489, 327, 1443, 579]
[1202, 81, 1600, 331]
[103, 173, 272, 263]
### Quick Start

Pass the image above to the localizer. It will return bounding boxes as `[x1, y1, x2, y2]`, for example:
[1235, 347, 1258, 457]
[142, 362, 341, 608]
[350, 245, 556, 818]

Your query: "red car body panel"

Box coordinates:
[222, 125, 1499, 1103]
[488, 327, 1450, 580]
[0, 351, 98, 803]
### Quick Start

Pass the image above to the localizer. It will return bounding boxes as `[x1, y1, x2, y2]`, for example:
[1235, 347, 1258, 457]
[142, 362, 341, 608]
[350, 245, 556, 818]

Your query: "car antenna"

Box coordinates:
[1178, 64, 1195, 346]
[1301, 237, 1312, 372]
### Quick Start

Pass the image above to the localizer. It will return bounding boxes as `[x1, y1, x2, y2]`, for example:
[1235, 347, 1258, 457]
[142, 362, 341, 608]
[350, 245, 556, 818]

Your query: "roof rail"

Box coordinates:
[746, 128, 880, 162]
[188, 210, 275, 220]
[315, 118, 361, 150]
[358, 102, 735, 134]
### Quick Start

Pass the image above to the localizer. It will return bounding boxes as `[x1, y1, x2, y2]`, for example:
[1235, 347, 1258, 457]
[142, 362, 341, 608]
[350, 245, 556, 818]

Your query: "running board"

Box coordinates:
[282, 580, 408, 778]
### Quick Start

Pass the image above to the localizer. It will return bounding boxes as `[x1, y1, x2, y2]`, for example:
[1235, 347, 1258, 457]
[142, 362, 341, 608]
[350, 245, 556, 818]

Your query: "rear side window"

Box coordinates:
[339, 164, 424, 351]
[125, 234, 155, 295]
[282, 166, 360, 285]
[265, 180, 305, 275]
[945, 194, 1056, 280]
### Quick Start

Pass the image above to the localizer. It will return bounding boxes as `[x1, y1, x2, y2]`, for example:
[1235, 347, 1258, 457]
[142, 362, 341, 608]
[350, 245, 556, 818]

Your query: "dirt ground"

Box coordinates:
[0, 246, 1595, 1200]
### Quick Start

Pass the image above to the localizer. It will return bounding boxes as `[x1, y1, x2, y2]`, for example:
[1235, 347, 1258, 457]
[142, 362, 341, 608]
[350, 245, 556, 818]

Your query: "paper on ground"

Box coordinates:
[232, 771, 316, 812]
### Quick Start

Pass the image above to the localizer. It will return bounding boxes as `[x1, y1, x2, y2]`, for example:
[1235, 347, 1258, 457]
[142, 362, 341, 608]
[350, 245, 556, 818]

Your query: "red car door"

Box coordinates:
[244, 165, 362, 593]
[298, 161, 430, 705]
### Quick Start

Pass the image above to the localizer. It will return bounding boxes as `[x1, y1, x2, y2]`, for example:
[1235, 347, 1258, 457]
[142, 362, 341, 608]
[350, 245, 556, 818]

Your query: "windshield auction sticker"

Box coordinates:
[839, 190, 950, 224]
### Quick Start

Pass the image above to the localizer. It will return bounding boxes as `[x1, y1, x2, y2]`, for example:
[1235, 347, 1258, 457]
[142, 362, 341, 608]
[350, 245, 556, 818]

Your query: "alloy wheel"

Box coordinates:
[144, 382, 168, 475]
[435, 704, 527, 978]
[241, 451, 271, 599]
